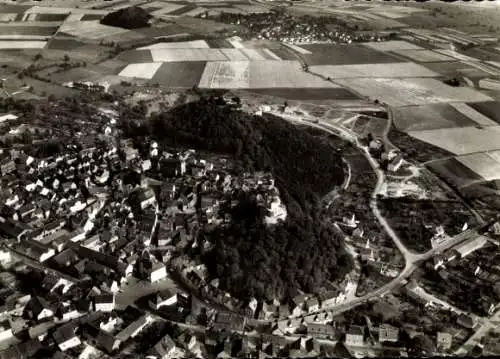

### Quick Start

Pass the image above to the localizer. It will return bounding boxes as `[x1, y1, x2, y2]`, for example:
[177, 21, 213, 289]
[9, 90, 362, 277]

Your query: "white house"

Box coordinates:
[116, 314, 154, 343]
[0, 320, 14, 342]
[149, 289, 186, 310]
[95, 294, 116, 312]
[149, 262, 167, 283]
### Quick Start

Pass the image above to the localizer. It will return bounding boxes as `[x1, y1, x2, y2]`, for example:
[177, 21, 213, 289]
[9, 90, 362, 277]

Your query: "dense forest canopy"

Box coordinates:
[100, 6, 152, 29]
[120, 96, 353, 301]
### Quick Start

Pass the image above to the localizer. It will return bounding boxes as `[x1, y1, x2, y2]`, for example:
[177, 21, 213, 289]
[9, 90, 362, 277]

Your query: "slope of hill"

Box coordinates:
[121, 96, 353, 301]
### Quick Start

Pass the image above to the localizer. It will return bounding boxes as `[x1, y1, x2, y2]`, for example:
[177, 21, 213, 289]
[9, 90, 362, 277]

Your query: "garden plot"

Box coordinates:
[138, 40, 210, 50]
[391, 49, 455, 63]
[150, 48, 228, 62]
[449, 103, 498, 127]
[393, 104, 478, 131]
[118, 62, 162, 79]
[408, 126, 500, 155]
[363, 40, 424, 52]
[456, 153, 500, 181]
[310, 62, 437, 79]
[334, 77, 492, 107]
[0, 40, 46, 49]
[59, 21, 129, 39]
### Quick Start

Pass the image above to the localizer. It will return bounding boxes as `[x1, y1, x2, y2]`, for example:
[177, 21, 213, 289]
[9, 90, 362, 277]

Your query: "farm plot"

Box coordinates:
[393, 104, 479, 131]
[448, 103, 498, 127]
[334, 77, 493, 107]
[248, 87, 360, 101]
[116, 50, 154, 63]
[467, 101, 500, 124]
[248, 61, 339, 88]
[363, 40, 424, 52]
[408, 126, 500, 155]
[0, 26, 57, 36]
[434, 49, 478, 63]
[138, 40, 210, 50]
[220, 48, 249, 61]
[457, 153, 500, 181]
[0, 41, 46, 49]
[118, 62, 163, 79]
[282, 43, 312, 55]
[182, 7, 209, 17]
[46, 38, 86, 51]
[298, 44, 400, 66]
[422, 61, 473, 77]
[150, 3, 187, 16]
[198, 60, 337, 89]
[309, 62, 438, 79]
[428, 158, 485, 189]
[58, 21, 129, 40]
[150, 48, 228, 62]
[199, 61, 249, 88]
[390, 49, 455, 63]
[151, 61, 206, 88]
[0, 13, 18, 22]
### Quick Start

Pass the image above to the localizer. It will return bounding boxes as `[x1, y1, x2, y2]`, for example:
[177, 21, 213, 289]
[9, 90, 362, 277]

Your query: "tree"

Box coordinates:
[33, 53, 43, 61]
[63, 54, 70, 62]
[409, 334, 436, 356]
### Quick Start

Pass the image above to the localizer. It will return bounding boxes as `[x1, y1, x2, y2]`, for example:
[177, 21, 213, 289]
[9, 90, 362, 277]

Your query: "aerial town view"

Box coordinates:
[0, 0, 500, 358]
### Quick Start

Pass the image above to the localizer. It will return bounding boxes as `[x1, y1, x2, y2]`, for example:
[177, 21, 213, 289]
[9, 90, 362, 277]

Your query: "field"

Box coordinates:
[390, 49, 455, 63]
[58, 20, 129, 40]
[198, 61, 249, 88]
[448, 103, 498, 127]
[298, 44, 400, 66]
[468, 101, 500, 124]
[393, 104, 484, 131]
[422, 61, 475, 77]
[247, 88, 360, 101]
[46, 38, 86, 51]
[198, 60, 338, 89]
[0, 25, 57, 36]
[116, 50, 154, 63]
[151, 61, 207, 88]
[456, 152, 500, 181]
[427, 158, 484, 189]
[363, 40, 424, 52]
[118, 62, 163, 79]
[309, 62, 438, 79]
[0, 41, 47, 49]
[150, 48, 227, 62]
[334, 77, 493, 107]
[146, 48, 279, 62]
[138, 40, 210, 50]
[408, 126, 500, 155]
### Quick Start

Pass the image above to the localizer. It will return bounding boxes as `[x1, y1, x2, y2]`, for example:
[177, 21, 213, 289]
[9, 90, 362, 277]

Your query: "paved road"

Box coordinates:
[455, 308, 500, 355]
